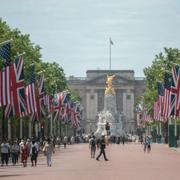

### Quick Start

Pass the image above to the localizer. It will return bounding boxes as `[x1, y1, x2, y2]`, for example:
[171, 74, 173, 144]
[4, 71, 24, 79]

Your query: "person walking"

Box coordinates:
[89, 136, 96, 158]
[43, 138, 55, 167]
[30, 141, 38, 167]
[1, 139, 10, 166]
[63, 136, 68, 149]
[11, 141, 20, 165]
[143, 136, 147, 152]
[146, 136, 152, 153]
[96, 135, 108, 161]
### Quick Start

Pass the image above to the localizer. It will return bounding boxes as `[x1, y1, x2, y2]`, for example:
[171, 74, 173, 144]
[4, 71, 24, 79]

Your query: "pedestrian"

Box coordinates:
[56, 137, 61, 148]
[96, 135, 108, 161]
[11, 141, 20, 165]
[26, 139, 32, 157]
[89, 135, 96, 158]
[71, 136, 75, 144]
[30, 141, 38, 167]
[43, 138, 55, 167]
[1, 139, 10, 166]
[20, 140, 28, 167]
[122, 136, 125, 145]
[63, 136, 68, 148]
[146, 136, 152, 153]
[143, 136, 147, 152]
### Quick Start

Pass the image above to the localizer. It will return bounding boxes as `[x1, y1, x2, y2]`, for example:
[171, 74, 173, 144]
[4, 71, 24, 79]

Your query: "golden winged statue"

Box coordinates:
[105, 74, 116, 95]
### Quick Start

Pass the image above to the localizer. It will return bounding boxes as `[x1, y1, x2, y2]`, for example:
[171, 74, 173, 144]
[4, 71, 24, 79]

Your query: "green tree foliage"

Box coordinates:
[0, 18, 68, 94]
[0, 19, 81, 139]
[69, 90, 81, 102]
[142, 48, 180, 114]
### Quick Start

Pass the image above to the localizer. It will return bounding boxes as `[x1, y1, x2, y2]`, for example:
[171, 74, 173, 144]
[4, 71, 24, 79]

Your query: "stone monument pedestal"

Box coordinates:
[95, 93, 124, 138]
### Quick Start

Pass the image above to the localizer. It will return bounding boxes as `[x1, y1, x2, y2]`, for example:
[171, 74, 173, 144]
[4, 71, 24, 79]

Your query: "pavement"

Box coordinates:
[0, 143, 180, 180]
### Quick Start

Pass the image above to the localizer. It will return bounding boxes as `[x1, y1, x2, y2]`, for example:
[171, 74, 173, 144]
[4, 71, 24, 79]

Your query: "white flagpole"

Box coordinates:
[109, 38, 111, 70]
[0, 39, 13, 46]
[109, 38, 113, 70]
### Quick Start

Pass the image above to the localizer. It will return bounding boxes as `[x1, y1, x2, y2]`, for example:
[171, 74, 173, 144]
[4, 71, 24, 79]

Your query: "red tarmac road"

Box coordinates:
[0, 143, 180, 180]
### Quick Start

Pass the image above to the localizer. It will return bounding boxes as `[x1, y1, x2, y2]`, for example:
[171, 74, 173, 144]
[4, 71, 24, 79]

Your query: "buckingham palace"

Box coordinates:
[67, 70, 145, 134]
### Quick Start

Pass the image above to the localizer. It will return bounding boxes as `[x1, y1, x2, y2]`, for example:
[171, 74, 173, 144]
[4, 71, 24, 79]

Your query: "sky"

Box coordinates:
[0, 0, 180, 77]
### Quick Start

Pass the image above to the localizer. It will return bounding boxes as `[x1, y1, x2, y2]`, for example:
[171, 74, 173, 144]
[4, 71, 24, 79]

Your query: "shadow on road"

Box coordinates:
[0, 174, 23, 178]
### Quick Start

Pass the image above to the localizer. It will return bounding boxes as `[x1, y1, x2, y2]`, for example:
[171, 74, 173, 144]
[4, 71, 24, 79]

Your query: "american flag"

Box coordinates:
[5, 56, 27, 117]
[25, 65, 37, 115]
[44, 94, 51, 113]
[4, 91, 15, 118]
[154, 101, 162, 121]
[0, 42, 11, 107]
[38, 74, 46, 117]
[69, 101, 76, 126]
[162, 72, 172, 120]
[141, 108, 152, 122]
[169, 64, 180, 117]
[157, 81, 164, 118]
[0, 42, 11, 65]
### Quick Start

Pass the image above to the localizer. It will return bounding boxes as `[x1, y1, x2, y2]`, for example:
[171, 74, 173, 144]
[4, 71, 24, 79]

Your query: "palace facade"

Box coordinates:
[67, 70, 146, 134]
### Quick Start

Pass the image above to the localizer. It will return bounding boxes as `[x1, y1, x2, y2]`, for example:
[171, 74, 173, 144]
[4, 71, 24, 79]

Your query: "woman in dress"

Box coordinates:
[20, 141, 28, 167]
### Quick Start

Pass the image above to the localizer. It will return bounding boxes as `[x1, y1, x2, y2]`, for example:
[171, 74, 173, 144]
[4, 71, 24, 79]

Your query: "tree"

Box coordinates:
[142, 48, 180, 114]
[0, 18, 70, 139]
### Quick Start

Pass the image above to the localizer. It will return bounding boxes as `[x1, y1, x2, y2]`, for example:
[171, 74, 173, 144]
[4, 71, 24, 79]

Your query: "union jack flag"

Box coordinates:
[169, 64, 180, 117]
[72, 103, 81, 127]
[5, 56, 26, 117]
[52, 92, 68, 122]
[52, 92, 62, 122]
[52, 92, 62, 111]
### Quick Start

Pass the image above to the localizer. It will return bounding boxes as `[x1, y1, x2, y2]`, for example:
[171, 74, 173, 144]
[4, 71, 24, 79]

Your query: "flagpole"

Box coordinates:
[14, 52, 26, 59]
[0, 39, 13, 46]
[109, 38, 111, 71]
[2, 107, 6, 140]
[174, 117, 177, 147]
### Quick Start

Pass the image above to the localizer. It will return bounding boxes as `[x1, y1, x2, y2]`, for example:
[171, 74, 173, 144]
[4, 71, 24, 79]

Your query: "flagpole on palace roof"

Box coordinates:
[109, 38, 113, 71]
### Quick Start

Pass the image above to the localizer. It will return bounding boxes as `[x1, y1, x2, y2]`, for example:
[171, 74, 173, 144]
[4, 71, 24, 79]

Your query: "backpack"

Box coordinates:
[32, 146, 38, 155]
[91, 139, 96, 147]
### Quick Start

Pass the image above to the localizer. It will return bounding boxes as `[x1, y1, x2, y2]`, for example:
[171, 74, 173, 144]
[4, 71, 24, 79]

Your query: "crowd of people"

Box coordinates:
[1, 134, 152, 167]
[0, 135, 84, 167]
[88, 133, 152, 161]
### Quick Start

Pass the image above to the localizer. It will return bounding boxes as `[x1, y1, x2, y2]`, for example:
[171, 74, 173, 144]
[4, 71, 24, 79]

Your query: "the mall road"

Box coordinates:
[0, 143, 180, 180]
